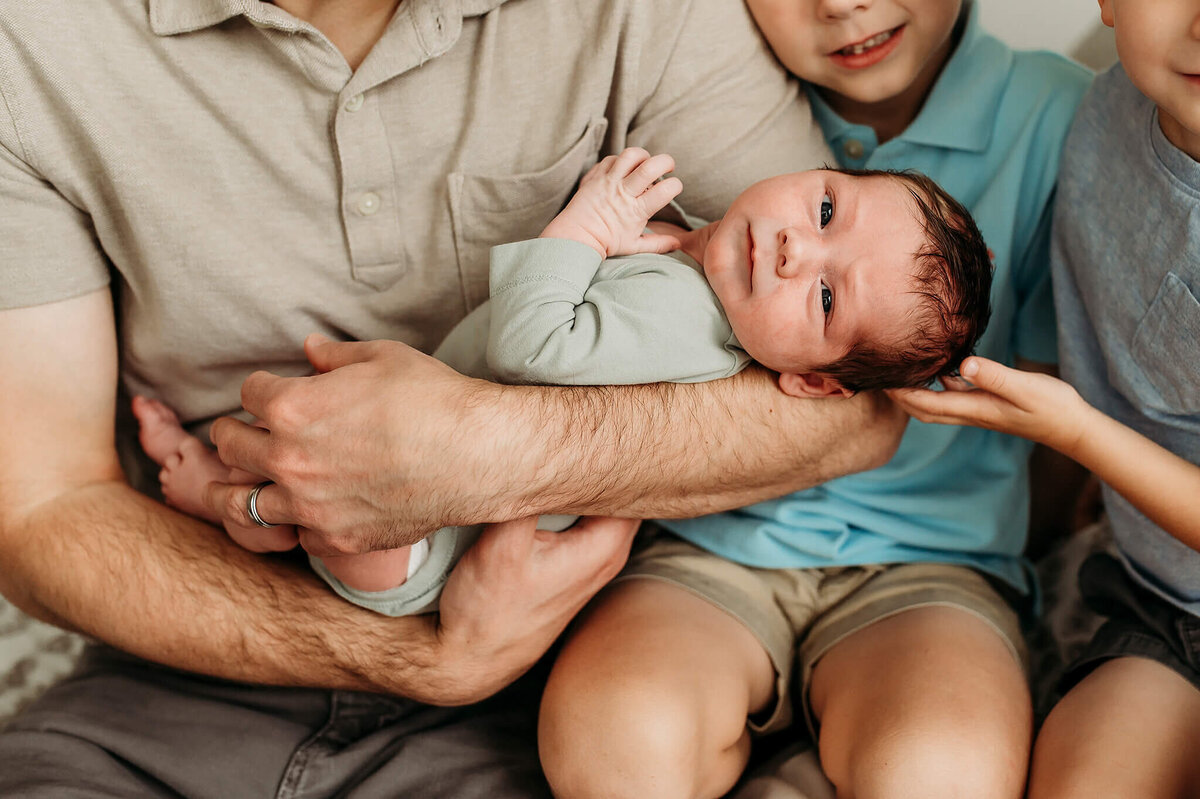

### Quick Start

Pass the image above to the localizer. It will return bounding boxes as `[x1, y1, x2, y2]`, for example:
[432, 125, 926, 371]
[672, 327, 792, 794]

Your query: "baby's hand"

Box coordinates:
[886, 357, 1090, 454]
[540, 148, 683, 258]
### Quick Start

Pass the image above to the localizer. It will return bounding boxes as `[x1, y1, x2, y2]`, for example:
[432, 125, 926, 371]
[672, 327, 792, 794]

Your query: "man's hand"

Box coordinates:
[209, 334, 520, 554]
[425, 515, 639, 705]
[540, 147, 683, 258]
[887, 356, 1091, 455]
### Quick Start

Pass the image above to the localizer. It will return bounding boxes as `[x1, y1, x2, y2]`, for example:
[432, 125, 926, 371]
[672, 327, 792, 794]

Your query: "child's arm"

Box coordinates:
[486, 150, 747, 386]
[888, 357, 1200, 551]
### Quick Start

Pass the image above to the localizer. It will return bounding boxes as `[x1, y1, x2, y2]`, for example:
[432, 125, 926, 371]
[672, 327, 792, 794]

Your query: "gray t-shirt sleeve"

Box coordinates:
[486, 238, 749, 385]
[0, 120, 110, 309]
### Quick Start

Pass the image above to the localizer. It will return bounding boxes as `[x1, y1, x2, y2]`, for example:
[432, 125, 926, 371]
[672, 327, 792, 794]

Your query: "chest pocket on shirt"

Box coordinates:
[1122, 272, 1200, 414]
[447, 117, 609, 311]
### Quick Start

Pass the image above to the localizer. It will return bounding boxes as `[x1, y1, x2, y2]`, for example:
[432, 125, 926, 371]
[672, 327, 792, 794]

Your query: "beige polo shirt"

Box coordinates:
[0, 0, 830, 431]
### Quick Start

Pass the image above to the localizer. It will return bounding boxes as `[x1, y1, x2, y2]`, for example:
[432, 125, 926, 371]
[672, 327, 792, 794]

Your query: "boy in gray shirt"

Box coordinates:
[890, 1, 1200, 794]
[135, 148, 993, 615]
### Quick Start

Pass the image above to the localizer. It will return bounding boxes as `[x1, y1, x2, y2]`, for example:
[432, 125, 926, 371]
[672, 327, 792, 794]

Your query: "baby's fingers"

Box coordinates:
[639, 176, 683, 216]
[624, 153, 676, 195]
[627, 232, 682, 255]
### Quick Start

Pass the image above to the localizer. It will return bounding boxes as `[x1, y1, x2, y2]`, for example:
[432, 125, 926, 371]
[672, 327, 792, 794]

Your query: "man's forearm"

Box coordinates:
[213, 339, 905, 550]
[494, 365, 906, 521]
[0, 479, 465, 703]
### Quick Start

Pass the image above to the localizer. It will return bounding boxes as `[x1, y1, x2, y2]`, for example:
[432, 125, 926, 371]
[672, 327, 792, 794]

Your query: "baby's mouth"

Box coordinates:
[747, 228, 756, 280]
[835, 25, 903, 56]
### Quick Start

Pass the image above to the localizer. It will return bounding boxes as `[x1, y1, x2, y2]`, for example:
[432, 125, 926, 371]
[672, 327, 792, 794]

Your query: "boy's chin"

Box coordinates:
[818, 72, 920, 108]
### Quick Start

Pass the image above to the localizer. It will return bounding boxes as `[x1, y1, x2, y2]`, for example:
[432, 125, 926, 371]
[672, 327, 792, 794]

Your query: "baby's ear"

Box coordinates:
[778, 372, 855, 399]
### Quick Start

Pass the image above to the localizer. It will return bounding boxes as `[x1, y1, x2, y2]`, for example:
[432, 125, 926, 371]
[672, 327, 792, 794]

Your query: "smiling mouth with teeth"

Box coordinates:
[837, 26, 902, 56]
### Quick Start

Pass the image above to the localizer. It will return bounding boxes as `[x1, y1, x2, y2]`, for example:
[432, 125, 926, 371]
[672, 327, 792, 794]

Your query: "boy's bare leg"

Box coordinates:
[539, 579, 775, 799]
[810, 606, 1031, 799]
[133, 396, 299, 552]
[1028, 657, 1200, 799]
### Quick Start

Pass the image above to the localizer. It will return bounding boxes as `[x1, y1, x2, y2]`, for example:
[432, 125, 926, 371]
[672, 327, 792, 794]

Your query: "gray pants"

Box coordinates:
[0, 646, 835, 798]
[0, 645, 552, 798]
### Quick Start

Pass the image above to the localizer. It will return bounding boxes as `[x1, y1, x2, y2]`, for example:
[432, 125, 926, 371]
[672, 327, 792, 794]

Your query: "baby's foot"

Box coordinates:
[133, 395, 230, 523]
[133, 396, 298, 552]
[159, 437, 233, 526]
[132, 395, 191, 466]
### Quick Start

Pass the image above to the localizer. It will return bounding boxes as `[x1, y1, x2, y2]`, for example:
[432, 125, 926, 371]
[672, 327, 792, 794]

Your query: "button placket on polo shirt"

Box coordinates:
[335, 84, 405, 290]
[333, 0, 463, 290]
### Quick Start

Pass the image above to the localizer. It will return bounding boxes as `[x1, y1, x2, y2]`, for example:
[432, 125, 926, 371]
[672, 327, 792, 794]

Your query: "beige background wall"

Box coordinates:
[977, 0, 1117, 69]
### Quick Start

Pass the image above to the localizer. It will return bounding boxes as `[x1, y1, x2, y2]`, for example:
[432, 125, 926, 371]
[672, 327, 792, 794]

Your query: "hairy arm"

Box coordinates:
[0, 290, 634, 703]
[210, 335, 905, 554]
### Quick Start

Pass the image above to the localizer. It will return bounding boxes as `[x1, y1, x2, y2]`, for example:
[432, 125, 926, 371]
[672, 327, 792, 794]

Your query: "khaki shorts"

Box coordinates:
[613, 526, 1028, 738]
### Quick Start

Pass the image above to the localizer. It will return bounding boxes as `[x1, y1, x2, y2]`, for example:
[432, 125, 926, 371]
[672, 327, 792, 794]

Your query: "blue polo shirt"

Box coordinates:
[663, 4, 1091, 595]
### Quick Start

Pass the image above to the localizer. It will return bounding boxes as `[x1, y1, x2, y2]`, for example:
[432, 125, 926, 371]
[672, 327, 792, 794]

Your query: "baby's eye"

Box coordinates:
[819, 193, 834, 229]
[821, 283, 833, 316]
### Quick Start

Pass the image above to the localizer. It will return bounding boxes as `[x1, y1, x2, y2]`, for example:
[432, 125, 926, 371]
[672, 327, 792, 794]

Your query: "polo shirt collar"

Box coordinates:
[808, 0, 1012, 154]
[149, 0, 508, 36]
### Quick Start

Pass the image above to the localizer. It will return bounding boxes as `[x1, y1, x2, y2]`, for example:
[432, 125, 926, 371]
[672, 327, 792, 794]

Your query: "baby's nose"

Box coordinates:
[776, 228, 806, 278]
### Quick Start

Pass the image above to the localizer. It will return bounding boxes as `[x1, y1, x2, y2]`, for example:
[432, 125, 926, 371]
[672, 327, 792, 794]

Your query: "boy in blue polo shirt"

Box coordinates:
[536, 2, 1091, 798]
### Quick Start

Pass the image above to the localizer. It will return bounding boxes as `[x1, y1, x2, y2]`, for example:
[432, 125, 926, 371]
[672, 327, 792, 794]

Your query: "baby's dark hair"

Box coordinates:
[815, 168, 993, 393]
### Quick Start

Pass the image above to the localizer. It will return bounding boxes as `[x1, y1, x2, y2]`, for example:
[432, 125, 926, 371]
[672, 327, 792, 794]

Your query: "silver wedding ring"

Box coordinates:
[246, 481, 277, 528]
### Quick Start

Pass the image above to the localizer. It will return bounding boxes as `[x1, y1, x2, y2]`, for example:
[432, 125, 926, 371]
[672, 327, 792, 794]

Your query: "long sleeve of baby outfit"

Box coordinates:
[485, 237, 750, 386]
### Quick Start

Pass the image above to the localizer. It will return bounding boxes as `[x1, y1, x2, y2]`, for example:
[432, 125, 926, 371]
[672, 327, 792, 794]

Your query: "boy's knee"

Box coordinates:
[829, 724, 1026, 799]
[540, 680, 711, 799]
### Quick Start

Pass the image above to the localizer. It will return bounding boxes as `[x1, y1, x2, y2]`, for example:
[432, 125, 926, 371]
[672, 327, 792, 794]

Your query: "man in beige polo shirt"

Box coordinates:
[0, 0, 902, 794]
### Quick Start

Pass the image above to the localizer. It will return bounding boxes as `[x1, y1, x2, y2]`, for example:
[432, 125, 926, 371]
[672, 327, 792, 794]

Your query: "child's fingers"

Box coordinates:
[625, 153, 676, 195]
[887, 386, 1002, 427]
[639, 176, 683, 215]
[628, 233, 681, 255]
[886, 387, 941, 417]
[958, 357, 1017, 398]
[940, 374, 976, 392]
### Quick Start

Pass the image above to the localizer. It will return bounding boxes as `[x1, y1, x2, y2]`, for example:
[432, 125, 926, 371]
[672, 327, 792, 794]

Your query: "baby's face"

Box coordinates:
[745, 0, 961, 106]
[1101, 0, 1200, 159]
[704, 170, 927, 377]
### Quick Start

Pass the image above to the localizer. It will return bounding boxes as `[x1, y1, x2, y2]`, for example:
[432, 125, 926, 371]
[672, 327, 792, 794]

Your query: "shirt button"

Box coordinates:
[843, 138, 865, 160]
[344, 93, 364, 112]
[355, 192, 381, 216]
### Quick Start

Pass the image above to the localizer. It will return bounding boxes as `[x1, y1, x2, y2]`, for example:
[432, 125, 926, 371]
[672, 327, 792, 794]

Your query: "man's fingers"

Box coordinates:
[304, 333, 379, 374]
[204, 479, 295, 531]
[553, 516, 638, 581]
[239, 370, 296, 419]
[210, 416, 274, 476]
[476, 515, 540, 564]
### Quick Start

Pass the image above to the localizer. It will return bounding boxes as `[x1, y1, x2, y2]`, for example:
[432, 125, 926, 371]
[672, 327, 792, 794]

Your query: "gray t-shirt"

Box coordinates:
[1052, 63, 1200, 613]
